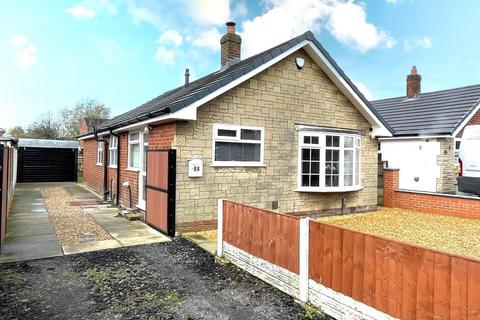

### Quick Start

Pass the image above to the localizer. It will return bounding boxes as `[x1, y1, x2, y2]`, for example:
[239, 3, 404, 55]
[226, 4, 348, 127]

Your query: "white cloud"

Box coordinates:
[191, 28, 222, 51]
[240, 0, 395, 57]
[9, 35, 37, 70]
[155, 47, 175, 64]
[353, 81, 373, 100]
[17, 44, 38, 70]
[10, 35, 29, 47]
[158, 30, 183, 46]
[66, 6, 96, 19]
[188, 0, 230, 25]
[327, 1, 396, 52]
[67, 0, 117, 19]
[404, 36, 432, 51]
[385, 0, 399, 3]
[233, 1, 248, 17]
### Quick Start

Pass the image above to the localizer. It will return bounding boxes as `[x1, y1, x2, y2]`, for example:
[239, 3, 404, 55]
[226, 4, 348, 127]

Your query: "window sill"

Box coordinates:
[211, 162, 266, 168]
[126, 167, 140, 172]
[295, 186, 364, 193]
[108, 165, 118, 169]
[96, 163, 103, 167]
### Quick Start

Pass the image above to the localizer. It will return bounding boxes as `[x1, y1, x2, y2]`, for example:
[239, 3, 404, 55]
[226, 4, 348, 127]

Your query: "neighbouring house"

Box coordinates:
[79, 22, 392, 234]
[78, 118, 109, 175]
[372, 67, 480, 193]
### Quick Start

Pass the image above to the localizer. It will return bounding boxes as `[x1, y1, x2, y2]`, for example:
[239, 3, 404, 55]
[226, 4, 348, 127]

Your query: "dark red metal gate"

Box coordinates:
[145, 149, 176, 237]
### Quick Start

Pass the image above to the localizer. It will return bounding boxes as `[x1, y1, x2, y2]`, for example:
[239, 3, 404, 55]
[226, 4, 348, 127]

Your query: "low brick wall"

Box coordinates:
[384, 168, 480, 219]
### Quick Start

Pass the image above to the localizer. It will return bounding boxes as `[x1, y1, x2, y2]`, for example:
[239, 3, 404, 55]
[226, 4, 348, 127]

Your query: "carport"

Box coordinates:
[17, 138, 78, 182]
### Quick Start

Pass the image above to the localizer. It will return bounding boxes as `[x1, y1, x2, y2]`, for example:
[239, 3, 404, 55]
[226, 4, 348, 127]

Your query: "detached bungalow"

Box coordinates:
[79, 22, 392, 235]
[372, 67, 480, 193]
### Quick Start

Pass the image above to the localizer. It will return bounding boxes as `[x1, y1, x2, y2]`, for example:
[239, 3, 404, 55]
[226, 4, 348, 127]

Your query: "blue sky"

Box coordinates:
[1, 0, 479, 129]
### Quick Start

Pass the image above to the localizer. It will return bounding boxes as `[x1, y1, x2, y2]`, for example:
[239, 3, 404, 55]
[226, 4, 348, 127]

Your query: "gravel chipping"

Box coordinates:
[42, 187, 112, 246]
[0, 238, 332, 320]
[318, 207, 480, 260]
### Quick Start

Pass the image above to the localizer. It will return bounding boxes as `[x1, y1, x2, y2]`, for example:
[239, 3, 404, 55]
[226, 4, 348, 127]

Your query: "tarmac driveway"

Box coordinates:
[0, 238, 330, 320]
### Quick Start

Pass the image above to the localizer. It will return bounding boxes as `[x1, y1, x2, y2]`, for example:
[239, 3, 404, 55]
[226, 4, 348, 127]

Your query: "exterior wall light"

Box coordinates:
[295, 57, 305, 70]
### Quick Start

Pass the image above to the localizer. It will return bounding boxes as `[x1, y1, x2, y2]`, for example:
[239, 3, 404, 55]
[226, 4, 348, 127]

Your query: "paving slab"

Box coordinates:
[62, 239, 122, 255]
[0, 184, 63, 263]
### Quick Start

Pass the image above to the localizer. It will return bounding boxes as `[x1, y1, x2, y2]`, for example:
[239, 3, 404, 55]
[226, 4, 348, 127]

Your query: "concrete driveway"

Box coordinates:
[0, 183, 170, 263]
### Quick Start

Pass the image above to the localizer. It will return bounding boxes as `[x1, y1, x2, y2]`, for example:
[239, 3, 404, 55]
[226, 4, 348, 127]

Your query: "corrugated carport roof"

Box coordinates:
[371, 84, 480, 136]
[18, 138, 79, 149]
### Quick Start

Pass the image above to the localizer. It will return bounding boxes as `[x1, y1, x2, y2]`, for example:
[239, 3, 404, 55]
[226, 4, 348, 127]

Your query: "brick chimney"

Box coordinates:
[220, 22, 241, 68]
[406, 66, 421, 98]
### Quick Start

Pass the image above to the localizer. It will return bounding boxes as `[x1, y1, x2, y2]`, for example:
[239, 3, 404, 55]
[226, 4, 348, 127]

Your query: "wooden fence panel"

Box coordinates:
[308, 220, 480, 320]
[222, 200, 300, 274]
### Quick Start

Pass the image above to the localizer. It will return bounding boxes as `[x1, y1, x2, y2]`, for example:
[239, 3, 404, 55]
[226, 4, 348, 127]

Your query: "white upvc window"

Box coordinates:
[212, 123, 264, 167]
[128, 132, 141, 169]
[297, 131, 362, 192]
[109, 136, 118, 167]
[97, 141, 103, 165]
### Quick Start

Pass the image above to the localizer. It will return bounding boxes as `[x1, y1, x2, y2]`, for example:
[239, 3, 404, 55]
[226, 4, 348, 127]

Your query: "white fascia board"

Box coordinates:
[452, 101, 480, 137]
[78, 134, 95, 141]
[105, 39, 392, 137]
[379, 135, 452, 141]
[303, 44, 392, 137]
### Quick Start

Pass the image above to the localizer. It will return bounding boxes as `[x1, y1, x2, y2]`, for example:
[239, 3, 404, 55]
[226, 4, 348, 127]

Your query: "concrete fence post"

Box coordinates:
[299, 217, 310, 302]
[217, 198, 225, 257]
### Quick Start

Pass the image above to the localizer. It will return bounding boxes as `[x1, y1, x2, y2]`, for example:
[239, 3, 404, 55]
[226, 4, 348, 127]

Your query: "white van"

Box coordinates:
[457, 125, 480, 195]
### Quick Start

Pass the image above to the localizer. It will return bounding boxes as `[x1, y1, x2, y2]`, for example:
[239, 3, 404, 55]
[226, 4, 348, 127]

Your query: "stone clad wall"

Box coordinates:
[173, 49, 379, 225]
[436, 138, 456, 193]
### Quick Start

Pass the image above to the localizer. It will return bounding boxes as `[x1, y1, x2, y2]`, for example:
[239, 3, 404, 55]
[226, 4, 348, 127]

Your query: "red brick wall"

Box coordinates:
[384, 168, 480, 219]
[82, 138, 105, 196]
[456, 108, 480, 138]
[83, 122, 175, 209]
[149, 123, 175, 149]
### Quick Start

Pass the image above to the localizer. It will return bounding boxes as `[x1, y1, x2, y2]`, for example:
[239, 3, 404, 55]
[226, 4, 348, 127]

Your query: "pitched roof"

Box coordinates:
[371, 84, 480, 136]
[97, 31, 392, 134]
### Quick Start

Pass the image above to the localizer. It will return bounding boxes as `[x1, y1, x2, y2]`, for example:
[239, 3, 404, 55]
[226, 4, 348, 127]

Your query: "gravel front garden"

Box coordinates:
[318, 207, 480, 259]
[0, 238, 331, 320]
[41, 186, 111, 245]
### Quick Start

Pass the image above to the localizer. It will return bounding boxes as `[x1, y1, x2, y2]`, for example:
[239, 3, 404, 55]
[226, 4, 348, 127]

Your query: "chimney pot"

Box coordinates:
[406, 65, 421, 98]
[184, 68, 190, 87]
[220, 21, 241, 68]
[226, 21, 236, 34]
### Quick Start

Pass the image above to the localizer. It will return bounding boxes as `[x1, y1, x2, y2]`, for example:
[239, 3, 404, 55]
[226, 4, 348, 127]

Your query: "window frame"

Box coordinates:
[211, 123, 265, 167]
[109, 136, 118, 167]
[96, 141, 103, 165]
[297, 131, 362, 192]
[127, 131, 141, 170]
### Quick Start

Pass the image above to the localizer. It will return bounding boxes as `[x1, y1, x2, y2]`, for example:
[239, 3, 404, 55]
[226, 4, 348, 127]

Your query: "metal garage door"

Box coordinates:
[145, 149, 176, 237]
[17, 147, 78, 182]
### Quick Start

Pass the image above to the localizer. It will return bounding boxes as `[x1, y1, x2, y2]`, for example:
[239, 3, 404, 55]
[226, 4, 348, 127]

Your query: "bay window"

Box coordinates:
[298, 131, 361, 192]
[97, 141, 103, 165]
[128, 132, 141, 169]
[212, 124, 264, 166]
[109, 136, 118, 167]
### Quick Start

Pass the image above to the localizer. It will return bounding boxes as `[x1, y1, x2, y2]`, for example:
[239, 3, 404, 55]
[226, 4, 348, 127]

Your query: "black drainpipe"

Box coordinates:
[110, 130, 120, 206]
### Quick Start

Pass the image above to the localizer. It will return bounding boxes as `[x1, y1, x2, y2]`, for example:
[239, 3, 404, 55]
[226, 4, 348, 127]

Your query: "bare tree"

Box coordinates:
[26, 112, 62, 139]
[60, 99, 110, 139]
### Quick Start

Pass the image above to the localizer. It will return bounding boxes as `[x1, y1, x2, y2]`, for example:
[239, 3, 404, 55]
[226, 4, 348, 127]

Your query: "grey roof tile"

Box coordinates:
[96, 31, 391, 133]
[371, 84, 480, 136]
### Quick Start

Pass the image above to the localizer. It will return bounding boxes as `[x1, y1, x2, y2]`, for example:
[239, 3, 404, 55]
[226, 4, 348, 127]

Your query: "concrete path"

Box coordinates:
[0, 183, 170, 263]
[0, 185, 63, 263]
[62, 184, 171, 255]
[182, 232, 217, 255]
